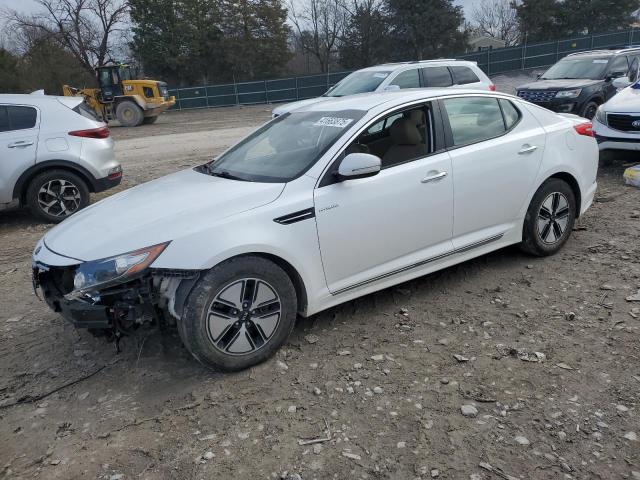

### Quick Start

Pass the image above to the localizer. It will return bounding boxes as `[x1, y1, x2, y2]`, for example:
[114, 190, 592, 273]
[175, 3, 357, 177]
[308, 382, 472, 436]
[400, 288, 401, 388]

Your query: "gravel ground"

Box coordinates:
[0, 71, 639, 480]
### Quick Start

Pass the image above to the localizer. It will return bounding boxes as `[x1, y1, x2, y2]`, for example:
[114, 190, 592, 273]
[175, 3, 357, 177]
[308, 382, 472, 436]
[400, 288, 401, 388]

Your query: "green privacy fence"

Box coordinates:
[457, 28, 640, 75]
[168, 28, 640, 111]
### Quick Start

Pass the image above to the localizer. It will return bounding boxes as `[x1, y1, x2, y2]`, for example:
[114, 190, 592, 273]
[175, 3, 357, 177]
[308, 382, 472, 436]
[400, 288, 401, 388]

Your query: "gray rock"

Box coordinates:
[623, 431, 638, 441]
[305, 334, 319, 344]
[515, 435, 530, 446]
[461, 405, 478, 417]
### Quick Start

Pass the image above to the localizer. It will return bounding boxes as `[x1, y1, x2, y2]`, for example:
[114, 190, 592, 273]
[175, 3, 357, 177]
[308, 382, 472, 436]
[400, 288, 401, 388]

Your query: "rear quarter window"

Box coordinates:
[73, 102, 101, 121]
[7, 106, 37, 130]
[499, 99, 521, 130]
[451, 66, 481, 85]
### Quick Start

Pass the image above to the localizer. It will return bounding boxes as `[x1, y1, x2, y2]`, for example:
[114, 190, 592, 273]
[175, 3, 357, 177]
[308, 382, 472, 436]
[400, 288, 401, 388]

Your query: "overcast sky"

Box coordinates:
[3, 0, 481, 18]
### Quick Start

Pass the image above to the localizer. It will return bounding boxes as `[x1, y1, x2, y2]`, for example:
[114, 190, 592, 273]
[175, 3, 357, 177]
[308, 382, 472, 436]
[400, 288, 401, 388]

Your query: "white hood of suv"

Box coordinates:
[602, 84, 640, 112]
[44, 168, 285, 261]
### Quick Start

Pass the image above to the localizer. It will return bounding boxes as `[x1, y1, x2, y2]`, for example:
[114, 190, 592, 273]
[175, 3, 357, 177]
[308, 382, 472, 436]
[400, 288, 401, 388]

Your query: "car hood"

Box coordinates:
[44, 168, 285, 261]
[272, 97, 331, 116]
[518, 78, 602, 90]
[602, 85, 640, 112]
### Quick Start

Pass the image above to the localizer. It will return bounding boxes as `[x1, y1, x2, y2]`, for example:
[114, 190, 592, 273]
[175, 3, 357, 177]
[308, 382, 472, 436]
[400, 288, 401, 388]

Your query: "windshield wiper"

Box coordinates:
[209, 169, 247, 181]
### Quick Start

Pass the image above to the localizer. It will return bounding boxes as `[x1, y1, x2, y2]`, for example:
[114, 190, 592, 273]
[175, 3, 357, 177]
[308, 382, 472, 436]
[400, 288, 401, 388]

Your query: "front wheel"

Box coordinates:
[179, 256, 297, 371]
[116, 100, 144, 127]
[581, 100, 599, 120]
[520, 178, 576, 256]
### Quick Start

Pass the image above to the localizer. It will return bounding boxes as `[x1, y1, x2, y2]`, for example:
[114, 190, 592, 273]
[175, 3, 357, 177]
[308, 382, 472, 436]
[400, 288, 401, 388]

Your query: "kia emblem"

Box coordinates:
[633, 120, 640, 128]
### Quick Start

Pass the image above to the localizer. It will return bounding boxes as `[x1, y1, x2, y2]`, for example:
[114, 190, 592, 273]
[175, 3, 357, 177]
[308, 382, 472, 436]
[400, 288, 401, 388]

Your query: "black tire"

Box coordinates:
[581, 100, 599, 120]
[179, 256, 297, 372]
[520, 178, 576, 257]
[142, 116, 158, 125]
[116, 100, 144, 127]
[25, 169, 90, 223]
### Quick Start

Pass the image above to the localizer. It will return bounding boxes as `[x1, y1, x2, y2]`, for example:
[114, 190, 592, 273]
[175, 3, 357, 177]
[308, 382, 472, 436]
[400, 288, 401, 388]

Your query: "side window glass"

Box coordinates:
[630, 57, 639, 82]
[7, 106, 37, 131]
[389, 69, 420, 89]
[608, 56, 629, 75]
[346, 105, 433, 168]
[450, 66, 480, 85]
[422, 67, 453, 87]
[0, 106, 9, 132]
[499, 99, 521, 130]
[443, 97, 505, 146]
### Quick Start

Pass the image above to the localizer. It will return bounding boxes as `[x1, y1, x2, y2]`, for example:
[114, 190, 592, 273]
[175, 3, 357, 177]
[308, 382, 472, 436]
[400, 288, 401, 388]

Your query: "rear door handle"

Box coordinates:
[8, 141, 34, 148]
[518, 144, 538, 155]
[421, 171, 448, 183]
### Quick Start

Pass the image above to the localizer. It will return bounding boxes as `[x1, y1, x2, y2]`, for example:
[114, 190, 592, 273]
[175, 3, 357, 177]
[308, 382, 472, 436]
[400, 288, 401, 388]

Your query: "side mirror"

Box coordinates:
[613, 76, 632, 89]
[337, 153, 381, 180]
[383, 85, 401, 92]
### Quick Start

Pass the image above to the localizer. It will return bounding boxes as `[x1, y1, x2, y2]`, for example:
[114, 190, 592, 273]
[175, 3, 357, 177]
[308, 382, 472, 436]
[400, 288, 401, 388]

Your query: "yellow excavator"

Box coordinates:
[63, 64, 176, 127]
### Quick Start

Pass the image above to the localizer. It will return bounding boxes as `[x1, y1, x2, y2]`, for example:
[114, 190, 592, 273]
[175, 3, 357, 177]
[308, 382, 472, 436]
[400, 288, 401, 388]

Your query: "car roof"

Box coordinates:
[294, 89, 508, 113]
[0, 93, 74, 106]
[356, 59, 478, 72]
[566, 47, 640, 58]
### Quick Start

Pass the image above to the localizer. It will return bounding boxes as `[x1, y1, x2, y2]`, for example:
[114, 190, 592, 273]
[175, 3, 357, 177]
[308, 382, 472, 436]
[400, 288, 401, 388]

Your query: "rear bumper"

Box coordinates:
[94, 172, 122, 192]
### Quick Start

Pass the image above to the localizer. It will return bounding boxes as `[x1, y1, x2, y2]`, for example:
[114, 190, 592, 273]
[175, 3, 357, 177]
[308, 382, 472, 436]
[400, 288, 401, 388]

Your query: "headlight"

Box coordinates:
[594, 107, 607, 125]
[555, 89, 582, 99]
[72, 242, 169, 293]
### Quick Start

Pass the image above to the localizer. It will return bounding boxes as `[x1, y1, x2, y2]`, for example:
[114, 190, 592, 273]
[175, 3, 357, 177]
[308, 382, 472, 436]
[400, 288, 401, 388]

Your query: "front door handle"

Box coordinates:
[8, 141, 34, 148]
[518, 144, 538, 155]
[421, 171, 448, 183]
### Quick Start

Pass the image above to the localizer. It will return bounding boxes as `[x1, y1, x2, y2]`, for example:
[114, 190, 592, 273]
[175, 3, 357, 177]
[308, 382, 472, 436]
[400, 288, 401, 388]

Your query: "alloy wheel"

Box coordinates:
[206, 278, 281, 355]
[37, 179, 82, 218]
[537, 192, 570, 244]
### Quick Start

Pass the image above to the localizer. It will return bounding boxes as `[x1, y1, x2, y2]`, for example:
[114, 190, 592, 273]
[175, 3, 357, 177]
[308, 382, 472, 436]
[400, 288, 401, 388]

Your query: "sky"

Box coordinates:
[2, 0, 481, 19]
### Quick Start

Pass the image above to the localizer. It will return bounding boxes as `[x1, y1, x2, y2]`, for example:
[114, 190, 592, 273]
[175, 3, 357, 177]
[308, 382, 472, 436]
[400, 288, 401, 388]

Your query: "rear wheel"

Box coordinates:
[581, 100, 599, 120]
[142, 116, 158, 125]
[26, 169, 90, 223]
[116, 100, 144, 127]
[179, 256, 297, 371]
[520, 179, 576, 256]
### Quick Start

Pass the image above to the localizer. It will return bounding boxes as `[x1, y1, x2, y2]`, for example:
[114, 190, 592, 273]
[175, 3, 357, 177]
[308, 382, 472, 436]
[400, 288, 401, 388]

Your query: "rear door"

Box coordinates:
[440, 96, 545, 248]
[0, 105, 39, 204]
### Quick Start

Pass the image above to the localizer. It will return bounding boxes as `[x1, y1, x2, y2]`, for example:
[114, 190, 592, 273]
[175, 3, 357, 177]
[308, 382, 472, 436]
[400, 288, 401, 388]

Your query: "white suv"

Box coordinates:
[0, 94, 122, 223]
[272, 60, 495, 118]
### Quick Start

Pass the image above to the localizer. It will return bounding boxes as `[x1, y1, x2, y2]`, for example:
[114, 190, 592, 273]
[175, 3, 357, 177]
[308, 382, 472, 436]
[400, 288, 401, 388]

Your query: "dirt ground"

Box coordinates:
[1, 77, 640, 480]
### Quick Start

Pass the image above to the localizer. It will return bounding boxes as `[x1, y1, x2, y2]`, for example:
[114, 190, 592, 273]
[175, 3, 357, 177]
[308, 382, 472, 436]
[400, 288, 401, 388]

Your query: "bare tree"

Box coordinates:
[471, 0, 519, 46]
[288, 0, 348, 73]
[5, 0, 128, 74]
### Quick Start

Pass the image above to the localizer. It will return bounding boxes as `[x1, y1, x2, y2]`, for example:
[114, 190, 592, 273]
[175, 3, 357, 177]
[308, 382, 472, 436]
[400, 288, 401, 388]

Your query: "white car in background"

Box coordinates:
[271, 60, 495, 118]
[593, 68, 640, 154]
[33, 89, 597, 372]
[0, 94, 122, 222]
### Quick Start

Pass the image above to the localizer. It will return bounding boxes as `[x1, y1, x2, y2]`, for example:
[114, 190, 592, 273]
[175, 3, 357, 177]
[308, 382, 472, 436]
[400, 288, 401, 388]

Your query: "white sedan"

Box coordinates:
[32, 89, 598, 371]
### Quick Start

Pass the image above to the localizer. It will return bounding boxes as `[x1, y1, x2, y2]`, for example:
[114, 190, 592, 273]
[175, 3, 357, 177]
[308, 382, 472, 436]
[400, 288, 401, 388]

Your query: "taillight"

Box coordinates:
[574, 122, 593, 137]
[68, 126, 110, 139]
[488, 84, 496, 91]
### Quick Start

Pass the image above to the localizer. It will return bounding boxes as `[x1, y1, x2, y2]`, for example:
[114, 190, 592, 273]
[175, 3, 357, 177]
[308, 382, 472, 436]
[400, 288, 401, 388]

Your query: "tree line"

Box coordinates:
[0, 0, 638, 92]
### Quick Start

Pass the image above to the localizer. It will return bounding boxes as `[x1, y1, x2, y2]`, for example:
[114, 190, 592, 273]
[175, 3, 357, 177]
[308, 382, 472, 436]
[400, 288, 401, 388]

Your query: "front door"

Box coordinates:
[314, 103, 454, 294]
[0, 105, 39, 204]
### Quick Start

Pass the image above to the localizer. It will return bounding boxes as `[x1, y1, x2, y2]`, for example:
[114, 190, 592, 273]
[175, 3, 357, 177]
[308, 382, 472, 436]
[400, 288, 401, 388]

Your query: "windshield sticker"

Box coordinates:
[373, 72, 389, 78]
[592, 59, 608, 63]
[314, 117, 354, 128]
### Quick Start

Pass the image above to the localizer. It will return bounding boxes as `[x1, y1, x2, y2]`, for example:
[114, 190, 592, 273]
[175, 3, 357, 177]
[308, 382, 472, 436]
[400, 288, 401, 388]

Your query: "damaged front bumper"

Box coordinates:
[32, 242, 198, 332]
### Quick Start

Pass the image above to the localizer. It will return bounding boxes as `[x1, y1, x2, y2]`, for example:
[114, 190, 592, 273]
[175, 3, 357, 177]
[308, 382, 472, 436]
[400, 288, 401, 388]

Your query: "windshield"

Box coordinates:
[206, 110, 365, 182]
[541, 57, 610, 80]
[325, 71, 391, 97]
